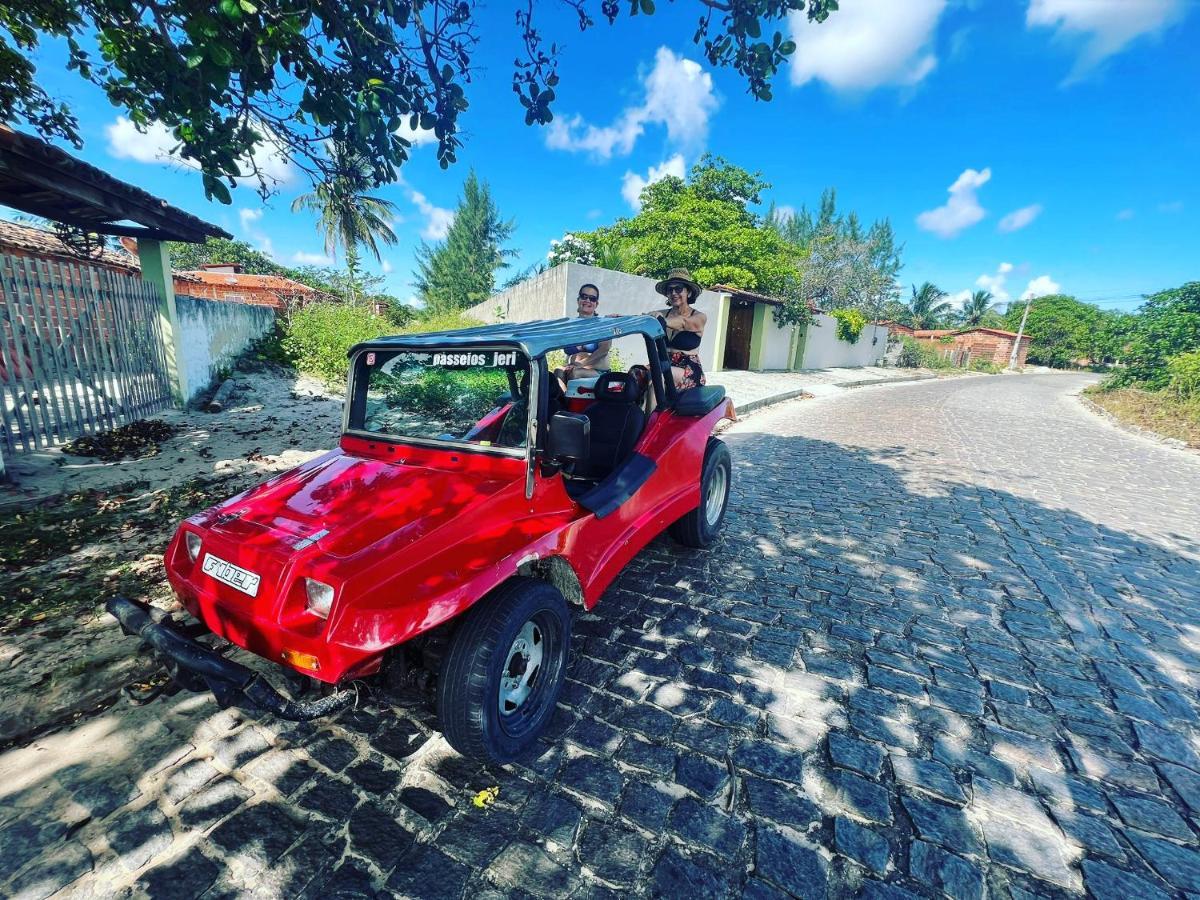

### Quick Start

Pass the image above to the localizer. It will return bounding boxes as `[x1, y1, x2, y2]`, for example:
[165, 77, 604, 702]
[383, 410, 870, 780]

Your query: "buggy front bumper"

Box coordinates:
[106, 596, 356, 721]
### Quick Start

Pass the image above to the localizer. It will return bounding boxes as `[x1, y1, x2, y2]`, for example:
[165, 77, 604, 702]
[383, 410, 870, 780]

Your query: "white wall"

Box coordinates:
[176, 295, 276, 403]
[801, 315, 889, 369]
[470, 265, 568, 324]
[759, 306, 796, 370]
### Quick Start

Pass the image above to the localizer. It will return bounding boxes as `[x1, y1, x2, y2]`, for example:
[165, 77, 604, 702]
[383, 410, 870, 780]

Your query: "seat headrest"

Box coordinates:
[594, 371, 643, 404]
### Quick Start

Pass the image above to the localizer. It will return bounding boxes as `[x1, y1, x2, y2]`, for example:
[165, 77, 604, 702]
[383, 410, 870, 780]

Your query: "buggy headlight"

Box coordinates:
[185, 532, 202, 562]
[304, 578, 335, 618]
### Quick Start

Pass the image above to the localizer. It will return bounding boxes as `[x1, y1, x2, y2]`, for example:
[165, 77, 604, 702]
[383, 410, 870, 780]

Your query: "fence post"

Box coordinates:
[136, 238, 189, 405]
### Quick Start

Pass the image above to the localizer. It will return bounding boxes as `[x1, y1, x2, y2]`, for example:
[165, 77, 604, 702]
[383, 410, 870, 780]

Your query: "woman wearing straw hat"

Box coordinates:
[648, 268, 708, 390]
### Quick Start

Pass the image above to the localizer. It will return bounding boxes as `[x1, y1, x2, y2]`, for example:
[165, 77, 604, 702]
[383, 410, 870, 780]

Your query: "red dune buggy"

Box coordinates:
[109, 315, 734, 762]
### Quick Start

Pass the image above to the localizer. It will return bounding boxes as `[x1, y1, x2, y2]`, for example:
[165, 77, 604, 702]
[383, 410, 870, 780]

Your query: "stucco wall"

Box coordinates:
[801, 314, 889, 369]
[176, 294, 276, 403]
[759, 306, 796, 370]
[467, 265, 569, 324]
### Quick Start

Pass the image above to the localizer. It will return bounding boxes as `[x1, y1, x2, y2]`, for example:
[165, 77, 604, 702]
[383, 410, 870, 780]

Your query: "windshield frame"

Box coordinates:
[343, 343, 533, 460]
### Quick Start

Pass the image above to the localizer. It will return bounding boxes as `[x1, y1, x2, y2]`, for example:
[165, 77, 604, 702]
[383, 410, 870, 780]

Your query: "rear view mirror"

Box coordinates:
[547, 412, 590, 461]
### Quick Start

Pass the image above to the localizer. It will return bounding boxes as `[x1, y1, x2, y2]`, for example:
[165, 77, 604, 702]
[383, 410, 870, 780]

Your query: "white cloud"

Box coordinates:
[944, 289, 973, 310]
[976, 262, 1014, 303]
[621, 155, 686, 210]
[381, 260, 394, 274]
[395, 119, 438, 148]
[1021, 274, 1061, 300]
[105, 116, 295, 185]
[998, 203, 1043, 233]
[1158, 200, 1184, 213]
[409, 189, 454, 240]
[916, 167, 991, 238]
[291, 250, 334, 265]
[1027, 0, 1186, 81]
[775, 204, 798, 222]
[546, 48, 718, 159]
[1116, 208, 1136, 221]
[236, 207, 274, 256]
[789, 0, 947, 91]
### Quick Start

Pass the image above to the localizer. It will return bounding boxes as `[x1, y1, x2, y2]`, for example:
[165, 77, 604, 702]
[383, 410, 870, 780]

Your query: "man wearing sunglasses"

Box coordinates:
[557, 284, 611, 385]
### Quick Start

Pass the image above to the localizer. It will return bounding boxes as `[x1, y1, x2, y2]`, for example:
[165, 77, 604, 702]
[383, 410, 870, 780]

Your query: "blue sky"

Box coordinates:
[18, 0, 1200, 312]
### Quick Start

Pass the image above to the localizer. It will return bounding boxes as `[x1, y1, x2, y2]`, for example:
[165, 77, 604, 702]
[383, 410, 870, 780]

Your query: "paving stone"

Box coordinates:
[829, 732, 884, 778]
[901, 796, 980, 856]
[744, 776, 822, 831]
[617, 738, 676, 776]
[307, 736, 359, 772]
[5, 840, 92, 900]
[1067, 745, 1160, 793]
[755, 826, 829, 899]
[1129, 833, 1200, 893]
[347, 801, 414, 869]
[397, 785, 453, 823]
[909, 840, 984, 900]
[435, 812, 517, 867]
[1082, 858, 1173, 900]
[208, 803, 302, 870]
[296, 776, 361, 820]
[668, 797, 746, 859]
[833, 770, 894, 825]
[1112, 793, 1194, 840]
[732, 740, 804, 784]
[245, 750, 319, 797]
[1134, 722, 1200, 770]
[560, 754, 625, 806]
[1159, 762, 1200, 813]
[835, 816, 890, 874]
[578, 821, 648, 885]
[487, 841, 572, 898]
[675, 753, 729, 801]
[977, 814, 1079, 891]
[619, 781, 676, 833]
[385, 842, 472, 900]
[137, 847, 221, 899]
[570, 716, 625, 755]
[650, 846, 737, 899]
[178, 777, 254, 830]
[108, 804, 174, 872]
[890, 756, 965, 804]
[1051, 810, 1126, 862]
[211, 727, 272, 768]
[930, 685, 985, 717]
[520, 790, 583, 847]
[0, 815, 72, 876]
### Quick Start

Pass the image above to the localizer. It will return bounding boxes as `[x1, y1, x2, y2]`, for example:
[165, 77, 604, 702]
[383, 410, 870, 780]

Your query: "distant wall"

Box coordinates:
[759, 306, 795, 370]
[801, 314, 889, 369]
[176, 294, 275, 403]
[467, 265, 569, 324]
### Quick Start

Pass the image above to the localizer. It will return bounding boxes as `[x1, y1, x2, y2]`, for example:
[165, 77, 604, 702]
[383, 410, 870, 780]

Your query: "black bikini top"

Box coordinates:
[658, 314, 702, 351]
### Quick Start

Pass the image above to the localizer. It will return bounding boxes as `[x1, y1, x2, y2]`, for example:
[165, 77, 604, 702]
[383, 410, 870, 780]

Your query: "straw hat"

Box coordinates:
[654, 268, 703, 299]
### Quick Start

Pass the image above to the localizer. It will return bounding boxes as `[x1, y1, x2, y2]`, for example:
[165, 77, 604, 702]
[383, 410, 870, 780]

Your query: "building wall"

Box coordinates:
[914, 330, 1030, 366]
[801, 314, 889, 369]
[179, 281, 288, 309]
[175, 294, 276, 403]
[758, 306, 796, 369]
[470, 265, 569, 325]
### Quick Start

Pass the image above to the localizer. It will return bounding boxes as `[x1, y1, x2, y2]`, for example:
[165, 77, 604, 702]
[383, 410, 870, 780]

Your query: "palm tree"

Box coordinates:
[908, 282, 952, 329]
[291, 144, 399, 303]
[591, 235, 637, 273]
[956, 290, 996, 327]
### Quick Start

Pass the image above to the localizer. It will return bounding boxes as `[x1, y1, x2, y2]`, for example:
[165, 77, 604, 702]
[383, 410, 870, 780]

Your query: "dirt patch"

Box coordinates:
[61, 419, 179, 462]
[0, 365, 344, 745]
[1083, 385, 1200, 449]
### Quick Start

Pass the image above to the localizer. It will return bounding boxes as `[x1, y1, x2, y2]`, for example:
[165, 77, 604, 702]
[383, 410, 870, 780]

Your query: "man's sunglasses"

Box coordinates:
[578, 294, 599, 302]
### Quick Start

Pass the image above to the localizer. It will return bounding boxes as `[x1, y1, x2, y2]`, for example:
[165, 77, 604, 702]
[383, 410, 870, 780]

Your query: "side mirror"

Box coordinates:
[547, 411, 590, 462]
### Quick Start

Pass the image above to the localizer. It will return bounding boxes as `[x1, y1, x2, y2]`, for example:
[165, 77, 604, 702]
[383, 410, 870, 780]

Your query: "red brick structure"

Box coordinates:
[178, 263, 323, 310]
[914, 326, 1031, 366]
[878, 320, 915, 337]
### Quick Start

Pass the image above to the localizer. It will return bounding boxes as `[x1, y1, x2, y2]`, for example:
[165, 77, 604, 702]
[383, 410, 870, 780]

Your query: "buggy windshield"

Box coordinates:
[349, 347, 531, 450]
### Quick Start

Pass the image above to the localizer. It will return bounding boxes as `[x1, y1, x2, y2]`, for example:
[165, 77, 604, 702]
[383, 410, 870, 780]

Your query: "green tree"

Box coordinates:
[1002, 294, 1114, 368]
[957, 290, 996, 327]
[414, 171, 516, 314]
[290, 144, 399, 304]
[3, 1, 838, 201]
[1111, 282, 1200, 387]
[907, 282, 952, 330]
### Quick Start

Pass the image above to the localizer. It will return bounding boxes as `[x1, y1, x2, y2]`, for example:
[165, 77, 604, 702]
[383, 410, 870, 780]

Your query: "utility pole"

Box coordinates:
[1009, 296, 1033, 371]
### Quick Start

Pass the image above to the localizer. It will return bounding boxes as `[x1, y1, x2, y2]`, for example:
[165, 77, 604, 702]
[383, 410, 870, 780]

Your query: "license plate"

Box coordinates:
[201, 553, 261, 597]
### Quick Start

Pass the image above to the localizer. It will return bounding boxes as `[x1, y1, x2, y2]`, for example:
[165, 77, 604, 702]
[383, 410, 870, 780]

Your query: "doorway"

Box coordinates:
[723, 300, 754, 370]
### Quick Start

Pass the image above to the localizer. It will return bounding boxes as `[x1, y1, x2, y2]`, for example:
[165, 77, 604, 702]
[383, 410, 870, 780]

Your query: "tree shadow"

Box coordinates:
[1, 429, 1198, 898]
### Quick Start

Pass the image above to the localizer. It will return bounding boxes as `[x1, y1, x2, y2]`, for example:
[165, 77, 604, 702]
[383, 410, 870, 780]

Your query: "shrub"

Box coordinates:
[1110, 282, 1200, 388]
[969, 359, 1002, 374]
[897, 336, 953, 369]
[830, 308, 868, 344]
[281, 303, 393, 387]
[1168, 349, 1200, 398]
[896, 336, 923, 368]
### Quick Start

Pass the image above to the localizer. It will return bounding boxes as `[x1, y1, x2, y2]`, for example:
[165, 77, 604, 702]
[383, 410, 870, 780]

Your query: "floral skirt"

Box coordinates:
[670, 351, 706, 390]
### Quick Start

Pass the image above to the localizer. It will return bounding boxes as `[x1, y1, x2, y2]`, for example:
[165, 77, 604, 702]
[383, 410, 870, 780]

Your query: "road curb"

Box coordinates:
[731, 371, 956, 419]
[834, 373, 938, 389]
[1077, 393, 1197, 456]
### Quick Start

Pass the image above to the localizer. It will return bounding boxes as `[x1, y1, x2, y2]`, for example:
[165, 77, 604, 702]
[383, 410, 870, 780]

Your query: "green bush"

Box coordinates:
[281, 303, 393, 387]
[1168, 349, 1200, 398]
[969, 359, 1002, 374]
[1114, 282, 1200, 388]
[830, 308, 868, 344]
[897, 336, 953, 369]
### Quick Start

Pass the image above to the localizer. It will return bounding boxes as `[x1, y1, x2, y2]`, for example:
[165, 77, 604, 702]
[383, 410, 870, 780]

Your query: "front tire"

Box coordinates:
[670, 438, 731, 548]
[436, 578, 571, 764]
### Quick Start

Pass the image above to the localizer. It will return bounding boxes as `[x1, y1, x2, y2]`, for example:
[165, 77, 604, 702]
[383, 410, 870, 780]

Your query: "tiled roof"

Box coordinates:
[178, 269, 320, 294]
[0, 219, 142, 271]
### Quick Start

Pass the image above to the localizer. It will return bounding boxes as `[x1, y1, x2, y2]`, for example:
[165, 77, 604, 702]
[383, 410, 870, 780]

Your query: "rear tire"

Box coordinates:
[670, 438, 731, 548]
[436, 578, 571, 764]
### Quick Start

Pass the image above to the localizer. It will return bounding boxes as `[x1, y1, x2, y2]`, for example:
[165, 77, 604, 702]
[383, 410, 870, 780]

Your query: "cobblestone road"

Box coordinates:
[3, 373, 1200, 899]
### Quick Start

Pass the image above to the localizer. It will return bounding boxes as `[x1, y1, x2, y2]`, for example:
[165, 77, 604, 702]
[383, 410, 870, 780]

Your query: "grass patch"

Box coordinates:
[1084, 385, 1200, 447]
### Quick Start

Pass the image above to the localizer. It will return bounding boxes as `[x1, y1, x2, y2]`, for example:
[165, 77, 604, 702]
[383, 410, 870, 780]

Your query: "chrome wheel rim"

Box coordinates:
[705, 462, 728, 526]
[498, 619, 545, 717]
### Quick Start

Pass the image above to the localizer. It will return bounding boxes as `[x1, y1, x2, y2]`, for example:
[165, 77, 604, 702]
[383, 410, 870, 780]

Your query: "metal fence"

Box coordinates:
[0, 253, 173, 453]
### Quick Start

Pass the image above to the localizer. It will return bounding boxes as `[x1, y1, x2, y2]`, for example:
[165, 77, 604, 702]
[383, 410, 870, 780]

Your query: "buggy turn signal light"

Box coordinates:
[304, 578, 335, 618]
[185, 532, 202, 562]
[281, 649, 320, 672]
